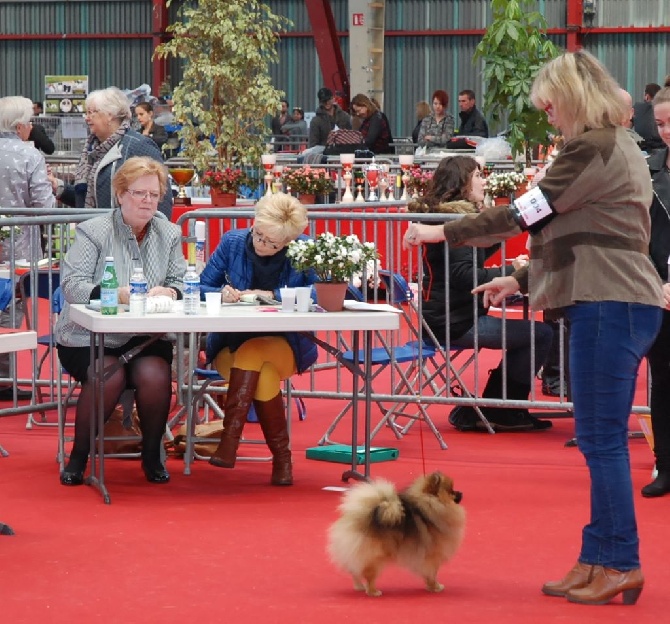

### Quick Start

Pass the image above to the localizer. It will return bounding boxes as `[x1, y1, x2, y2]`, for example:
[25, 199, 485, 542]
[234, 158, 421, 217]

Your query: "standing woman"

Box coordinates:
[417, 90, 455, 150]
[642, 76, 670, 497]
[199, 193, 318, 485]
[404, 50, 663, 605]
[350, 94, 392, 154]
[135, 102, 168, 149]
[52, 87, 172, 219]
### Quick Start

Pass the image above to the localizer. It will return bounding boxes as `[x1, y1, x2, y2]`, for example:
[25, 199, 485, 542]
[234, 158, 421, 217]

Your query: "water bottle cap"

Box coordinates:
[195, 221, 206, 240]
[105, 256, 114, 261]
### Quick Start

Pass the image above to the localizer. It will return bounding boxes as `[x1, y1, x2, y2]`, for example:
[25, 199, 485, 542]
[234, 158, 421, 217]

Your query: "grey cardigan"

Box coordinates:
[55, 209, 186, 348]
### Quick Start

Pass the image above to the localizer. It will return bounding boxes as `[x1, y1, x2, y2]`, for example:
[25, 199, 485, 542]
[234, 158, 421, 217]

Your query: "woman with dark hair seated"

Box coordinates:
[350, 93, 393, 154]
[409, 155, 553, 431]
[417, 89, 455, 150]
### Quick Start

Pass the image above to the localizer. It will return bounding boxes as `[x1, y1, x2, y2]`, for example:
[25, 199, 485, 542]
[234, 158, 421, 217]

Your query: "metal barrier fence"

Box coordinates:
[1, 205, 651, 445]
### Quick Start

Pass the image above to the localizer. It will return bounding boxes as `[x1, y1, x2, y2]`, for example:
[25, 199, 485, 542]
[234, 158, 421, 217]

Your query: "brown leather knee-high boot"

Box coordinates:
[209, 368, 260, 468]
[254, 392, 293, 486]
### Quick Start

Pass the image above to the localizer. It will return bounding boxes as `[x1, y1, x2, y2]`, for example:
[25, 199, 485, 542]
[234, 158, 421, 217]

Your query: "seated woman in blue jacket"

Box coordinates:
[199, 193, 318, 485]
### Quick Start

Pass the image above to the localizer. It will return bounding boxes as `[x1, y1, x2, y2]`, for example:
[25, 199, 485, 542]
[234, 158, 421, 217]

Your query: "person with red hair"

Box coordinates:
[417, 89, 455, 150]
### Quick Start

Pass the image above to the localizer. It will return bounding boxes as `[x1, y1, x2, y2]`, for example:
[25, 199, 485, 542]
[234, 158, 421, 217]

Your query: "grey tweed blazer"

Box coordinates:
[55, 209, 187, 348]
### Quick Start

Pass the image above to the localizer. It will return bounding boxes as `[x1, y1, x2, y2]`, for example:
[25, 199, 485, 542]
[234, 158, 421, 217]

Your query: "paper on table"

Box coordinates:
[342, 301, 402, 313]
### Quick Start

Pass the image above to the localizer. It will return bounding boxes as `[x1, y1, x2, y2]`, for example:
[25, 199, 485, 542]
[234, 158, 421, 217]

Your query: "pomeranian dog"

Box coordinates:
[327, 472, 465, 597]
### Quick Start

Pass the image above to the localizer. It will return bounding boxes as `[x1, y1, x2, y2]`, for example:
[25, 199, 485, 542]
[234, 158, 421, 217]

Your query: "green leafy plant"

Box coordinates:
[474, 0, 559, 165]
[154, 0, 292, 173]
[287, 232, 379, 284]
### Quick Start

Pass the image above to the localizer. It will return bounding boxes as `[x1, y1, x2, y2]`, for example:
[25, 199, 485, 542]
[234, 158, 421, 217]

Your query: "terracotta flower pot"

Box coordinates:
[299, 193, 316, 205]
[210, 190, 237, 207]
[314, 281, 348, 312]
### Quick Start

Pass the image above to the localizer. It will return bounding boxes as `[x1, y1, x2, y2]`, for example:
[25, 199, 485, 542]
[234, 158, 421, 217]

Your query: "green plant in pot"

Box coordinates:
[154, 0, 291, 176]
[474, 0, 559, 166]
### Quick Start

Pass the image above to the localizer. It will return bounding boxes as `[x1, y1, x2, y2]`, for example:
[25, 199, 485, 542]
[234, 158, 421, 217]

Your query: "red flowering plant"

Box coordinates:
[405, 166, 434, 197]
[201, 168, 249, 194]
[281, 166, 334, 195]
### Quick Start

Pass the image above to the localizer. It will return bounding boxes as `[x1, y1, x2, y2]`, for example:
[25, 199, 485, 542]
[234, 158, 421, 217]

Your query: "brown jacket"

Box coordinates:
[442, 126, 663, 314]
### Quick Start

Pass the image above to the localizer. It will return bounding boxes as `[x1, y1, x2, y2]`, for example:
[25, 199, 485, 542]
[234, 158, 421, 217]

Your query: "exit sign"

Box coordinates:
[352, 13, 364, 26]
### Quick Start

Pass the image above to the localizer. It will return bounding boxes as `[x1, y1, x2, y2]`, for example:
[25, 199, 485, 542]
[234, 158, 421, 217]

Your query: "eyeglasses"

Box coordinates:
[251, 228, 282, 250]
[84, 108, 101, 117]
[127, 189, 161, 202]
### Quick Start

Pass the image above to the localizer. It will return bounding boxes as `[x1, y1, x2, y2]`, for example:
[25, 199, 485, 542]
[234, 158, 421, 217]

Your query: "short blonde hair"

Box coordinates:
[416, 100, 431, 121]
[112, 157, 168, 200]
[531, 50, 626, 139]
[0, 96, 32, 132]
[652, 75, 670, 108]
[86, 87, 131, 123]
[254, 193, 308, 242]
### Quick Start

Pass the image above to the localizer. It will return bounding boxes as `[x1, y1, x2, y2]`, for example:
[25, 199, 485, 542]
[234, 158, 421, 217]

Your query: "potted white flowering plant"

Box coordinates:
[484, 171, 527, 198]
[287, 232, 379, 311]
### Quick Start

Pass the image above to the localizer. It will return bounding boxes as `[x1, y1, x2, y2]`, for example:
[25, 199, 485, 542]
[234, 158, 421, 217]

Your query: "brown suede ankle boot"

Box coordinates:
[209, 368, 260, 469]
[254, 392, 293, 486]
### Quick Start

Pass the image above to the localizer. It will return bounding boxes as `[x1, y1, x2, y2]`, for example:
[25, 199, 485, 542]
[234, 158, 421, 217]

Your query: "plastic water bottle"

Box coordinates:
[128, 266, 148, 316]
[195, 221, 206, 274]
[183, 264, 200, 315]
[100, 256, 119, 315]
[666, 254, 670, 283]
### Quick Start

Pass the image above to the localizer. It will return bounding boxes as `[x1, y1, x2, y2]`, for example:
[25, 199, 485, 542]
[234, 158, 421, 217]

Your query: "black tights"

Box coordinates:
[647, 311, 670, 472]
[66, 355, 172, 471]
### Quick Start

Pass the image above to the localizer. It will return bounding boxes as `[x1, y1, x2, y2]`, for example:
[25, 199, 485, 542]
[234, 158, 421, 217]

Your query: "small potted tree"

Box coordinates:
[154, 0, 291, 199]
[474, 0, 559, 167]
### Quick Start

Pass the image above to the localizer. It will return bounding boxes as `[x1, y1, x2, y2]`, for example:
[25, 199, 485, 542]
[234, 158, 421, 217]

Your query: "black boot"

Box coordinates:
[641, 470, 670, 498]
[254, 393, 293, 486]
[477, 368, 552, 432]
[209, 368, 261, 468]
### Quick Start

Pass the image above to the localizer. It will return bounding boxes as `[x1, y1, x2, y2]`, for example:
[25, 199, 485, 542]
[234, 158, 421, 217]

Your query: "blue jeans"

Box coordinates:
[565, 301, 661, 570]
[451, 314, 553, 383]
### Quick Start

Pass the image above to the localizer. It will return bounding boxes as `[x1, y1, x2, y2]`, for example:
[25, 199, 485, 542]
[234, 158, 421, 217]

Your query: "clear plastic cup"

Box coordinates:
[295, 286, 312, 313]
[205, 291, 221, 315]
[279, 287, 296, 312]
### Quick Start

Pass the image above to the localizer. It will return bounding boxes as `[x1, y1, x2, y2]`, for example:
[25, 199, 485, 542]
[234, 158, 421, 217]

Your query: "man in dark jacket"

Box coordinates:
[456, 90, 489, 138]
[307, 87, 352, 148]
[633, 83, 664, 153]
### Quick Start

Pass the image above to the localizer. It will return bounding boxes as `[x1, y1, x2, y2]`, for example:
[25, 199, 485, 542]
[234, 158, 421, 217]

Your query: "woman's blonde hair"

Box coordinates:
[254, 193, 308, 242]
[652, 75, 670, 108]
[531, 50, 626, 139]
[112, 156, 168, 200]
[416, 100, 431, 121]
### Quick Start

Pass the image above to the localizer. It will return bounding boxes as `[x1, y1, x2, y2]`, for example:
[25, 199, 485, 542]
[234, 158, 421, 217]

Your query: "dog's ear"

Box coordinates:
[425, 472, 452, 495]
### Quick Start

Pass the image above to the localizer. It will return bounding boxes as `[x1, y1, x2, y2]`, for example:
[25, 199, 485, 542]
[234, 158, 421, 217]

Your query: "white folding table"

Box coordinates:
[0, 329, 37, 457]
[69, 303, 400, 503]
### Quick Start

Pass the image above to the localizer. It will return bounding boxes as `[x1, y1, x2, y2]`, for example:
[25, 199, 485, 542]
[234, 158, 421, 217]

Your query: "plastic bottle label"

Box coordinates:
[100, 288, 118, 314]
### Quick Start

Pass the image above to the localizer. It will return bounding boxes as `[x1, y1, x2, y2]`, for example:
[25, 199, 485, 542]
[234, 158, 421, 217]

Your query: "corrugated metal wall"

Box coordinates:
[1, 1, 669, 138]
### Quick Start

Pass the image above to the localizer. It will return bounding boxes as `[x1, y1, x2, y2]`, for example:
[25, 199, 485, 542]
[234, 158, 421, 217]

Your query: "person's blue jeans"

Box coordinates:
[451, 314, 553, 383]
[565, 301, 662, 570]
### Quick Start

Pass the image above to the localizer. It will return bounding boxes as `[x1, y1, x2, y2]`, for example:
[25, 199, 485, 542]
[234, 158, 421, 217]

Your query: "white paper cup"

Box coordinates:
[279, 287, 296, 312]
[205, 291, 221, 315]
[295, 286, 312, 313]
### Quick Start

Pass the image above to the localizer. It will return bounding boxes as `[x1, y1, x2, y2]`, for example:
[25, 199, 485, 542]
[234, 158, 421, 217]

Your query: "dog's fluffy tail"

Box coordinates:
[338, 479, 405, 528]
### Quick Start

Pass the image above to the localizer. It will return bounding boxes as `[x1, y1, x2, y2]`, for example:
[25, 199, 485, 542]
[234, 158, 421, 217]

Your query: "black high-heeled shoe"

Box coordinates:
[142, 463, 170, 484]
[60, 469, 85, 486]
[641, 471, 670, 498]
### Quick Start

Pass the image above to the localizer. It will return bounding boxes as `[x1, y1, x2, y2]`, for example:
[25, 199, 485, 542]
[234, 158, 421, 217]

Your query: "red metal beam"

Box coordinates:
[304, 0, 350, 107]
[151, 0, 169, 96]
[566, 0, 584, 51]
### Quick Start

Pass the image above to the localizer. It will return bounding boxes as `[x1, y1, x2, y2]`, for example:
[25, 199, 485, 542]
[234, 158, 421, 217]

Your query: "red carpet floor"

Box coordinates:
[1, 377, 668, 624]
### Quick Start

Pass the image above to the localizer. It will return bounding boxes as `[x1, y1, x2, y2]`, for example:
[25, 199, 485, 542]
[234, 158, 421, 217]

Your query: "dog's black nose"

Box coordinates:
[453, 491, 463, 504]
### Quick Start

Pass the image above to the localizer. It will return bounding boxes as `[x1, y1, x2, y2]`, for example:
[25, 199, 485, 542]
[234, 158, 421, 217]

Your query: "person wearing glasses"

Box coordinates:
[50, 87, 172, 219]
[198, 193, 318, 486]
[404, 51, 663, 606]
[55, 157, 186, 487]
